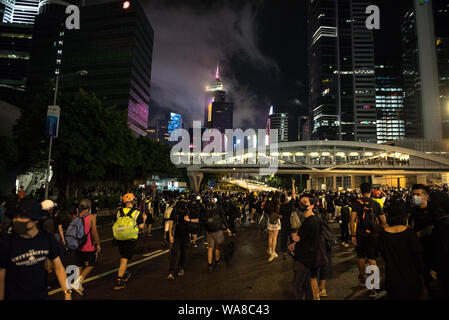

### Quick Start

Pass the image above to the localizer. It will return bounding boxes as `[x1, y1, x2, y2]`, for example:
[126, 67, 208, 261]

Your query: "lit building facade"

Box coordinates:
[204, 64, 233, 133]
[375, 64, 405, 144]
[308, 0, 377, 143]
[0, 0, 41, 24]
[267, 106, 289, 143]
[27, 0, 153, 136]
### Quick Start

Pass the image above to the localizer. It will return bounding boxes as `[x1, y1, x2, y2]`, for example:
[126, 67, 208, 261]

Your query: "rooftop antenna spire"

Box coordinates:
[215, 59, 220, 79]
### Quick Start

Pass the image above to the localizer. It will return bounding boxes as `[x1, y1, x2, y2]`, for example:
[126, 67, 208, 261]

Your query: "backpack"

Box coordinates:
[164, 205, 174, 220]
[113, 208, 137, 241]
[65, 214, 91, 250]
[357, 199, 379, 235]
[206, 207, 222, 232]
[320, 219, 336, 251]
[290, 210, 301, 230]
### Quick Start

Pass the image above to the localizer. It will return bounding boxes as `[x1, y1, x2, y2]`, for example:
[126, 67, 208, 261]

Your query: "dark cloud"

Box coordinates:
[141, 0, 280, 129]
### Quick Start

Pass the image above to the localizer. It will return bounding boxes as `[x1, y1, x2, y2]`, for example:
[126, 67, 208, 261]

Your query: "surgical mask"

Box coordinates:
[299, 204, 309, 212]
[413, 196, 423, 206]
[13, 221, 34, 235]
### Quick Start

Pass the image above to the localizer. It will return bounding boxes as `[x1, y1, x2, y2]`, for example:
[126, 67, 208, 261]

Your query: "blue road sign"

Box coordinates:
[45, 106, 60, 138]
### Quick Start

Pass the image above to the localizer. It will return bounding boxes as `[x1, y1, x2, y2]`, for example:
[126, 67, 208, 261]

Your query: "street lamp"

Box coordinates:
[44, 70, 88, 200]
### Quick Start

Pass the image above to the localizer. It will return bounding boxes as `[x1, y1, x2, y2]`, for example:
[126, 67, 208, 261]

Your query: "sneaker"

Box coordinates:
[114, 278, 126, 290]
[122, 272, 131, 283]
[268, 254, 276, 262]
[178, 268, 185, 276]
[343, 243, 350, 248]
[272, 252, 278, 258]
[193, 243, 198, 248]
[167, 273, 175, 280]
[368, 290, 377, 298]
[319, 289, 328, 297]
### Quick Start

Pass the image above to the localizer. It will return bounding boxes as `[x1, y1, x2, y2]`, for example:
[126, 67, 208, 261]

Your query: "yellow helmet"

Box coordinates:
[122, 193, 135, 203]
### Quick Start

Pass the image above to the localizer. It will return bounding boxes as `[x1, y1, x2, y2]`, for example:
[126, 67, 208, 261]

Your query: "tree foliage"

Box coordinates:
[13, 85, 178, 201]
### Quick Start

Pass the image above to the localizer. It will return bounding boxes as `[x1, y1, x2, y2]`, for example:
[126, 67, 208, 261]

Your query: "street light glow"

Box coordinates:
[123, 1, 130, 9]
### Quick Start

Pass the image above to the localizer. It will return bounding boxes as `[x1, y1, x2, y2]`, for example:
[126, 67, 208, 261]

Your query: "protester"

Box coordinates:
[378, 200, 428, 299]
[289, 194, 321, 300]
[0, 199, 72, 300]
[350, 183, 388, 298]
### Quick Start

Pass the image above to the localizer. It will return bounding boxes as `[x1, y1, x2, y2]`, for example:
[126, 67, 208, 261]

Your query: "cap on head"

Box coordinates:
[41, 200, 57, 211]
[14, 199, 42, 221]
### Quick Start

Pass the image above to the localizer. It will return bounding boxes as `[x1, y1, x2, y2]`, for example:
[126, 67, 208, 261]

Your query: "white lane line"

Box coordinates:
[49, 249, 165, 296]
[49, 235, 205, 296]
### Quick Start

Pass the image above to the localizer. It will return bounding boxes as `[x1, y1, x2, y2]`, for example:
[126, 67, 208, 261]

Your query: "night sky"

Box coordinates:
[89, 0, 405, 130]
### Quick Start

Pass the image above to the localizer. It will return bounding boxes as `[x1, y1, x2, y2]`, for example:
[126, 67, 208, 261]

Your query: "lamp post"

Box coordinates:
[44, 70, 88, 200]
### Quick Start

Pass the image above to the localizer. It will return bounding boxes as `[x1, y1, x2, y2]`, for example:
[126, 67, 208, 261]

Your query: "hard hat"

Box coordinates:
[122, 193, 135, 203]
[41, 200, 57, 211]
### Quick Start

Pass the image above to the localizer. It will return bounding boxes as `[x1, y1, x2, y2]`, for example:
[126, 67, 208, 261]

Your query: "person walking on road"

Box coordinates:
[201, 197, 231, 273]
[73, 199, 101, 296]
[167, 197, 191, 280]
[112, 193, 144, 290]
[350, 183, 388, 298]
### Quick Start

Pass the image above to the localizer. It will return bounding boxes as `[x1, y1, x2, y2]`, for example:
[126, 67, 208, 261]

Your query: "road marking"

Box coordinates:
[49, 249, 165, 296]
[50, 235, 205, 296]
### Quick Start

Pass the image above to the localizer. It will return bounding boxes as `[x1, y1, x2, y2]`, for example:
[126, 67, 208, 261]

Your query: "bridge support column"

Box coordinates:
[187, 172, 203, 193]
[351, 175, 356, 190]
[417, 175, 427, 185]
[333, 175, 337, 191]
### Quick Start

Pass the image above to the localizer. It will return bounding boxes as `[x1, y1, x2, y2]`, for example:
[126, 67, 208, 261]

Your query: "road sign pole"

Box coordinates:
[45, 75, 59, 200]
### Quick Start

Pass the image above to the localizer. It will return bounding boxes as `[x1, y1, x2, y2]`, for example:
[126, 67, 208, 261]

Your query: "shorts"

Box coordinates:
[267, 220, 281, 231]
[118, 239, 137, 260]
[207, 231, 224, 250]
[75, 251, 98, 267]
[189, 222, 200, 235]
[310, 267, 319, 279]
[355, 235, 379, 260]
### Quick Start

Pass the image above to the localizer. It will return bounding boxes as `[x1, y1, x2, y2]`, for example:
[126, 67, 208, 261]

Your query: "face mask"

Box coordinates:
[413, 196, 423, 206]
[299, 204, 309, 212]
[13, 221, 34, 235]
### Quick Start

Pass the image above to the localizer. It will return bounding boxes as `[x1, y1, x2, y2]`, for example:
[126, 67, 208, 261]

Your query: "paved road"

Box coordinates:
[49, 218, 387, 300]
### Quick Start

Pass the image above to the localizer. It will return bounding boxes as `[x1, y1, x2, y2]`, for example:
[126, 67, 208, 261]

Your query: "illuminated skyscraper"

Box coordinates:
[1, 0, 41, 24]
[307, 0, 377, 143]
[204, 64, 233, 133]
[27, 0, 153, 136]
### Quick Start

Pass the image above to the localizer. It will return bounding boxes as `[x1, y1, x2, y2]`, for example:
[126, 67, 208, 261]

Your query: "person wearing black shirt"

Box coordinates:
[409, 185, 434, 270]
[0, 199, 71, 300]
[350, 183, 387, 298]
[168, 198, 191, 279]
[378, 200, 427, 299]
[289, 194, 321, 300]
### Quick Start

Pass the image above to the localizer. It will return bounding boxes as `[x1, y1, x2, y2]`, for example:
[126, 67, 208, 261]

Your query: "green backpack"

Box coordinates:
[113, 208, 138, 241]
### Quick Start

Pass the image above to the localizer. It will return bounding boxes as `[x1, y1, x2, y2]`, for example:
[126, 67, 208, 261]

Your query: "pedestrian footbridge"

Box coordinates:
[174, 141, 449, 191]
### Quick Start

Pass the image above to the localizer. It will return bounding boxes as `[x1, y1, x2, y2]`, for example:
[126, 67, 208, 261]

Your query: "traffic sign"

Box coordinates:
[45, 105, 60, 138]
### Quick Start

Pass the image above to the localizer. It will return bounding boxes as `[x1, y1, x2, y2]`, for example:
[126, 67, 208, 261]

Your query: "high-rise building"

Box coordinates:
[375, 63, 405, 144]
[204, 64, 233, 133]
[0, 0, 41, 24]
[0, 22, 32, 101]
[267, 106, 289, 143]
[27, 0, 153, 136]
[168, 112, 183, 137]
[433, 0, 449, 138]
[307, 0, 377, 143]
[399, 0, 444, 140]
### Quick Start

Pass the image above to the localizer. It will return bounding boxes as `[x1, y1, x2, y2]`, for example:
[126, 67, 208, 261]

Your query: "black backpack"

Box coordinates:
[340, 205, 351, 222]
[357, 199, 379, 235]
[206, 207, 222, 232]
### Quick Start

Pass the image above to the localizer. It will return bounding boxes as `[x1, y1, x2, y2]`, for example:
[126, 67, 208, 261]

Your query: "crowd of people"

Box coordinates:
[0, 181, 448, 300]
